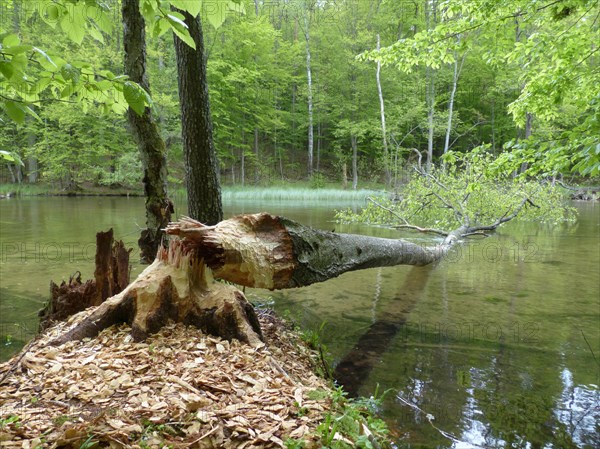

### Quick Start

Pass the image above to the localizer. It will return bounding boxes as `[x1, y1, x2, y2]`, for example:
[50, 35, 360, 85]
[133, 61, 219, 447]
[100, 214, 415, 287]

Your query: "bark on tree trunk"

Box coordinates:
[425, 0, 437, 173]
[254, 127, 260, 184]
[122, 0, 173, 263]
[443, 48, 465, 156]
[172, 8, 223, 225]
[351, 135, 358, 190]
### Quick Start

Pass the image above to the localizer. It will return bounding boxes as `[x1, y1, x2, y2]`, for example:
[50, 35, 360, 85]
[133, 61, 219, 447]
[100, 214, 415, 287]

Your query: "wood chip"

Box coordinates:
[0, 314, 330, 448]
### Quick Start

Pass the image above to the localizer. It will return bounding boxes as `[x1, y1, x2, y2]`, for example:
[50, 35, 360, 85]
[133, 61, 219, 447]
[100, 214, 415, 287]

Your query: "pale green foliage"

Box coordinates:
[0, 0, 244, 123]
[0, 1, 132, 120]
[336, 151, 577, 230]
[96, 151, 142, 187]
[360, 0, 600, 176]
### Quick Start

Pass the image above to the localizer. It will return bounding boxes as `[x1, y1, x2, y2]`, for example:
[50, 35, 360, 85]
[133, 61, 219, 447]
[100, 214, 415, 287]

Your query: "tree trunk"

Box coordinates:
[122, 0, 173, 263]
[351, 135, 358, 190]
[49, 213, 448, 348]
[27, 157, 37, 183]
[376, 34, 391, 186]
[172, 8, 223, 224]
[254, 127, 260, 184]
[316, 121, 321, 173]
[241, 129, 246, 186]
[304, 15, 314, 178]
[425, 0, 437, 173]
[443, 48, 464, 156]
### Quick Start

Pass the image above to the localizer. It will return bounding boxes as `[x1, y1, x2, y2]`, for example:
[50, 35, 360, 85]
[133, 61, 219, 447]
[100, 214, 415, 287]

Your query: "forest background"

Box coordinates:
[1, 0, 598, 192]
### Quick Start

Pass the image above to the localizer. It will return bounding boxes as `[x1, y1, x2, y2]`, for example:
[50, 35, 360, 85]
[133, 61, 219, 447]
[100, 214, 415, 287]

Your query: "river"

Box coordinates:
[0, 196, 598, 448]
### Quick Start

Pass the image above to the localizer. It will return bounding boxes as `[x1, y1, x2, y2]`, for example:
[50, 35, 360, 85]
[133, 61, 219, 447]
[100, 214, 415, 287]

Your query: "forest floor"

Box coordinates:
[0, 310, 389, 449]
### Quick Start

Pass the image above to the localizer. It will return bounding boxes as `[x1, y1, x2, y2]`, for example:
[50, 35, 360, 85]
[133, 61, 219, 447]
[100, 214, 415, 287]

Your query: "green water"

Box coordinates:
[1, 197, 598, 448]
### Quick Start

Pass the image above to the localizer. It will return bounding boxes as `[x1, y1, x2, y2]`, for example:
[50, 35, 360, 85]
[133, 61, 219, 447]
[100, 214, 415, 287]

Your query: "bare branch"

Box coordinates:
[395, 224, 449, 236]
[410, 148, 424, 173]
[467, 197, 538, 232]
[352, 196, 450, 236]
[366, 197, 408, 225]
[397, 394, 488, 449]
[430, 191, 463, 223]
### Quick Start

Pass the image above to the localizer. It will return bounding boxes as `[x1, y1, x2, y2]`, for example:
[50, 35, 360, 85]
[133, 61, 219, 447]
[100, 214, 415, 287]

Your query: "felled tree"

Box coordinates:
[51, 151, 571, 347]
[336, 149, 577, 234]
[50, 213, 452, 347]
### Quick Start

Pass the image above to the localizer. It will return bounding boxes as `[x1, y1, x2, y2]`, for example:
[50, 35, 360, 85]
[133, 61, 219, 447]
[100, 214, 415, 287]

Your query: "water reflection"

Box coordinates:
[0, 198, 598, 448]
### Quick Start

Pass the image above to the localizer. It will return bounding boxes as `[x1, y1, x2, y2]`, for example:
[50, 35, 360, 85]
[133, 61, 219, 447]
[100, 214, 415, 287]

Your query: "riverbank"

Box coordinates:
[0, 310, 391, 449]
[0, 183, 384, 202]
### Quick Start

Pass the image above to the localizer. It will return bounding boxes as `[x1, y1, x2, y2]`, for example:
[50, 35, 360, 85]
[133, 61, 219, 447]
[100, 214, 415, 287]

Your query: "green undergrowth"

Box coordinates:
[282, 314, 393, 449]
[285, 385, 392, 449]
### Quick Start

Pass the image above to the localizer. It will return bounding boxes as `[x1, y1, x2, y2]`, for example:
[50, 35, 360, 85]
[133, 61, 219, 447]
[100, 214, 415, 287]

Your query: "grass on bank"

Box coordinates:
[1, 182, 384, 202]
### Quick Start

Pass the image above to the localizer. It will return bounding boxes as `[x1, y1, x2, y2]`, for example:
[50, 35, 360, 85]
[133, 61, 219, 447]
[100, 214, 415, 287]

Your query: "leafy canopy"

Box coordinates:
[359, 0, 600, 176]
[0, 0, 244, 122]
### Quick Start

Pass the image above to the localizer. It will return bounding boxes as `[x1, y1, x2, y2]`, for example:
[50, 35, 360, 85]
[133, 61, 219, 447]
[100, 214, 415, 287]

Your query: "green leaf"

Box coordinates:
[171, 24, 196, 50]
[5, 101, 26, 123]
[123, 81, 147, 115]
[170, 0, 202, 18]
[0, 150, 16, 162]
[24, 104, 41, 122]
[60, 4, 86, 45]
[5, 45, 33, 55]
[32, 47, 57, 68]
[152, 17, 171, 38]
[204, 1, 228, 29]
[167, 13, 188, 29]
[2, 33, 20, 47]
[46, 4, 61, 24]
[60, 64, 80, 84]
[88, 24, 105, 44]
[0, 61, 14, 79]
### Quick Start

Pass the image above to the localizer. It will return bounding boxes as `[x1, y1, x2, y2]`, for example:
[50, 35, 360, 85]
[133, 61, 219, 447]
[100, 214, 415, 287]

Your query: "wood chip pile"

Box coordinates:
[0, 311, 332, 448]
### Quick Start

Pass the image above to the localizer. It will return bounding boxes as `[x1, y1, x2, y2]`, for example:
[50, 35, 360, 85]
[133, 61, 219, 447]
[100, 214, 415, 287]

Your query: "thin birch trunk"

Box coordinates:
[376, 34, 391, 186]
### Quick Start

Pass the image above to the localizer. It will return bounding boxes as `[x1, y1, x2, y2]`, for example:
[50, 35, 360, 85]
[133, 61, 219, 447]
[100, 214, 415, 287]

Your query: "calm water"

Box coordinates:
[1, 197, 598, 448]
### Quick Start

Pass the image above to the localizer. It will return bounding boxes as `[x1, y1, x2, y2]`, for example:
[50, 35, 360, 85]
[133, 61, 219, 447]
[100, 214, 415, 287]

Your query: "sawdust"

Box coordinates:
[0, 310, 333, 448]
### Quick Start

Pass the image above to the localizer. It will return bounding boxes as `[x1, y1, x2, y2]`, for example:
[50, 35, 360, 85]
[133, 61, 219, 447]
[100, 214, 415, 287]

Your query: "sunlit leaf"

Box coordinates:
[123, 81, 147, 116]
[170, 0, 202, 18]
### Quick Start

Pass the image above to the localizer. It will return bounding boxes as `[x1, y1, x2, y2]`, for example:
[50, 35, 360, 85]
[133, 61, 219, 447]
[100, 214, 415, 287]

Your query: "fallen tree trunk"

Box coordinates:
[164, 214, 447, 289]
[50, 213, 450, 347]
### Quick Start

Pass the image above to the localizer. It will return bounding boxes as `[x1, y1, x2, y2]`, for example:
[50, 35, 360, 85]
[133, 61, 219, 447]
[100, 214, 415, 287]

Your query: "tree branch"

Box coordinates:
[467, 197, 538, 232]
[395, 224, 449, 236]
[366, 196, 408, 225]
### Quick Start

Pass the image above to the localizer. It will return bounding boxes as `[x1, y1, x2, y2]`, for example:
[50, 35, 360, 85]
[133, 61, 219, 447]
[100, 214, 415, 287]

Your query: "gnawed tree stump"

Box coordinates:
[50, 239, 263, 347]
[50, 213, 449, 347]
[39, 229, 131, 331]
